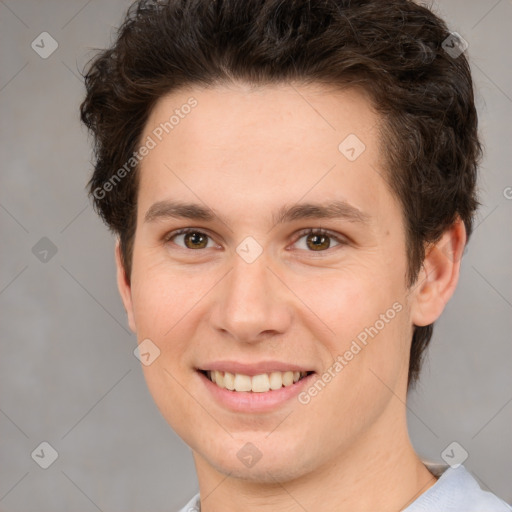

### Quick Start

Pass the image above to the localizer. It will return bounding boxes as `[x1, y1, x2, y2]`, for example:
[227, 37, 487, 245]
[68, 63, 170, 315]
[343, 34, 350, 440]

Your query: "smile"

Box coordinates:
[200, 370, 313, 393]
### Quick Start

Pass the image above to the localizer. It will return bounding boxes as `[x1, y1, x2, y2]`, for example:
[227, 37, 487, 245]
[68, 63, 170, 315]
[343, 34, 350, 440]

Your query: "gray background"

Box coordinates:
[1, 0, 511, 510]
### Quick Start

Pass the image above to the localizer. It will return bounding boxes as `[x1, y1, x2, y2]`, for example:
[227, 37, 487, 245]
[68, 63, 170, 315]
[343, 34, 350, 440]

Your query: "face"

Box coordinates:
[117, 83, 431, 482]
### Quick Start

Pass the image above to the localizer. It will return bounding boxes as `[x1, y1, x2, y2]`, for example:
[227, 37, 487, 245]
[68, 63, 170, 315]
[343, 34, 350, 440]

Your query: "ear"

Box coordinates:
[410, 217, 467, 327]
[115, 239, 137, 333]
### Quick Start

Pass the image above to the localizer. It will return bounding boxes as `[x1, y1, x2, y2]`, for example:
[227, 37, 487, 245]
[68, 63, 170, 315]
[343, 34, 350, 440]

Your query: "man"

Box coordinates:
[80, 0, 511, 510]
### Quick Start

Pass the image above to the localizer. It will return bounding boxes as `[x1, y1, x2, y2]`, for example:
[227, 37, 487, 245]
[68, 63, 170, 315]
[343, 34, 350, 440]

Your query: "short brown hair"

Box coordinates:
[80, 0, 482, 389]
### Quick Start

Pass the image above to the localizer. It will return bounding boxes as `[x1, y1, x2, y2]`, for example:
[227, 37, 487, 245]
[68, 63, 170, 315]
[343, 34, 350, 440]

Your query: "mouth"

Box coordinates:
[197, 369, 315, 393]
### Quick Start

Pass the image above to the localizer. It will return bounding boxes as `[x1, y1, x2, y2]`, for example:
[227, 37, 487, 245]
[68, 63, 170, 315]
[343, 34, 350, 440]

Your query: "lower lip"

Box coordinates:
[197, 370, 316, 413]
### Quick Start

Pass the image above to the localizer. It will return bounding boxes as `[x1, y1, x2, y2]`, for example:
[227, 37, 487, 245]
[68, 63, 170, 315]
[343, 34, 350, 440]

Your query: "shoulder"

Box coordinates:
[176, 492, 201, 512]
[404, 463, 512, 512]
[176, 467, 511, 512]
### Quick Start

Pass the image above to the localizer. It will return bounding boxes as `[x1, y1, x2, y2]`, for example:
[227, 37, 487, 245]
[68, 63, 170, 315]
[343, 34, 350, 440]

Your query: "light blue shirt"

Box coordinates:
[177, 464, 511, 512]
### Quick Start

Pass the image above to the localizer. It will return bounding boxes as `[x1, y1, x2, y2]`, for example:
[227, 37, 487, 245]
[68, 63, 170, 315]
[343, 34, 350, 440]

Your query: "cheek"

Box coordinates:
[129, 254, 202, 337]
[291, 260, 404, 340]
[129, 262, 203, 439]
[293, 263, 410, 404]
[298, 303, 410, 449]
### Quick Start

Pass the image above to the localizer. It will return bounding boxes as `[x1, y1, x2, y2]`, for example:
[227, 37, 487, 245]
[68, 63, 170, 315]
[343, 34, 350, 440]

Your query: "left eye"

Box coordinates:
[292, 228, 345, 252]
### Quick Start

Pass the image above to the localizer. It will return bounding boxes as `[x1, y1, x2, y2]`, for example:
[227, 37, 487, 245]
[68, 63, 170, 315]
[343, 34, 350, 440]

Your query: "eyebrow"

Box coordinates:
[144, 199, 371, 226]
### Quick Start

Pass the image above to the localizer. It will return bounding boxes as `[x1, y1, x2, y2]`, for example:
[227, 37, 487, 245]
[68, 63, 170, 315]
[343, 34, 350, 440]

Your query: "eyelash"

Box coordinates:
[164, 227, 347, 253]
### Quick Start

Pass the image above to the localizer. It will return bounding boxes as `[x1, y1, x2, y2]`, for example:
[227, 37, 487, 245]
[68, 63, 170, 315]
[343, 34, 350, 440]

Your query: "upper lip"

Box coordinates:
[197, 360, 316, 376]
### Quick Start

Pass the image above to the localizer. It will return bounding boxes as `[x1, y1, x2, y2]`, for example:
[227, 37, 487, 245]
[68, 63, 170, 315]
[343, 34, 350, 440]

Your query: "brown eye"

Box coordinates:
[166, 229, 215, 250]
[305, 232, 331, 251]
[293, 229, 345, 252]
[183, 231, 209, 249]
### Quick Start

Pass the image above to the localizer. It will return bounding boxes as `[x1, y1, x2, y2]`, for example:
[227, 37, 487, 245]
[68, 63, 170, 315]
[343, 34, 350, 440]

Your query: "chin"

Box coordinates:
[198, 439, 316, 484]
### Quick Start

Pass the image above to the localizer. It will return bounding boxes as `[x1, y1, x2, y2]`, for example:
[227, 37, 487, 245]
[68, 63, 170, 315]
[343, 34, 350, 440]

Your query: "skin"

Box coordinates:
[116, 83, 466, 511]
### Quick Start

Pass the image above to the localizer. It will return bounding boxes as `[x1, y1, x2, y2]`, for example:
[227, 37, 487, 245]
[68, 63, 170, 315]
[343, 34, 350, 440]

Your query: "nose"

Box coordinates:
[210, 249, 293, 344]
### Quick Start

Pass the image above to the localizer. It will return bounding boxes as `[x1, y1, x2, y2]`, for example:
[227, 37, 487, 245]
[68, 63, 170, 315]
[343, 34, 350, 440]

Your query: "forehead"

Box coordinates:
[136, 82, 394, 227]
[143, 82, 379, 157]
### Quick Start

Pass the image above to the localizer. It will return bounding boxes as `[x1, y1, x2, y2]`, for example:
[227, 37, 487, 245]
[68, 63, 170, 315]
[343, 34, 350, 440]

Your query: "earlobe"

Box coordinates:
[410, 217, 467, 327]
[115, 239, 137, 333]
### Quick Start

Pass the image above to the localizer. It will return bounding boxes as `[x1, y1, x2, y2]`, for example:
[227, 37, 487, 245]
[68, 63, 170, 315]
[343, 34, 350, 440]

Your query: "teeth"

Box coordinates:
[282, 371, 294, 386]
[207, 370, 310, 392]
[252, 373, 270, 392]
[269, 371, 283, 390]
[224, 371, 235, 390]
[234, 373, 252, 392]
[215, 371, 224, 387]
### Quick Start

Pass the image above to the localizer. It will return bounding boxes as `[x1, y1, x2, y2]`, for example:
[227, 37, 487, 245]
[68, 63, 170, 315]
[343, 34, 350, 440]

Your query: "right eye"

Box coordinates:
[165, 228, 218, 250]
